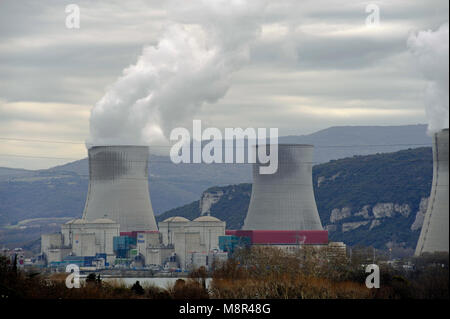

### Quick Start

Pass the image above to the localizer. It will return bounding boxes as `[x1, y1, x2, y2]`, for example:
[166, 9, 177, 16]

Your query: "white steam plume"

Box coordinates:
[407, 23, 449, 134]
[88, 0, 266, 148]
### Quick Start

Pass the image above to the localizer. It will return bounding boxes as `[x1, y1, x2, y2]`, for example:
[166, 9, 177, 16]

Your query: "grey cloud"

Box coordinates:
[0, 0, 448, 169]
[251, 32, 406, 70]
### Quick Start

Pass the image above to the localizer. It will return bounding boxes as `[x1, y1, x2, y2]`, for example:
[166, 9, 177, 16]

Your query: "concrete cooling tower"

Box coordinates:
[243, 144, 323, 231]
[415, 128, 449, 255]
[82, 145, 158, 232]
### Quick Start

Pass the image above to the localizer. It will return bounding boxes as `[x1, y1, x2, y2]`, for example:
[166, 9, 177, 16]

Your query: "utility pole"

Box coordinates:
[208, 229, 211, 252]
[168, 220, 171, 245]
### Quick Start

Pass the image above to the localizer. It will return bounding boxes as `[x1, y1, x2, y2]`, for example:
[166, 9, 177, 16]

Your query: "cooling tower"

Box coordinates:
[243, 144, 323, 231]
[82, 145, 158, 232]
[415, 129, 449, 255]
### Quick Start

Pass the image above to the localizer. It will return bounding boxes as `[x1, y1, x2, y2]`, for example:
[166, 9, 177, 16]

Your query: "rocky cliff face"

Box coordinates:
[411, 198, 429, 231]
[195, 184, 252, 230]
[330, 207, 352, 223]
[325, 200, 425, 235]
[200, 190, 224, 216]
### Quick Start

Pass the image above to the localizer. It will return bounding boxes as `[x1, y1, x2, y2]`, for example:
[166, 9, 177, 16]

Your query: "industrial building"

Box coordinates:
[93, 215, 228, 270]
[191, 250, 228, 270]
[226, 230, 329, 247]
[40, 215, 228, 271]
[158, 216, 226, 270]
[41, 218, 120, 266]
[415, 128, 449, 255]
[218, 234, 251, 255]
[223, 230, 345, 256]
[135, 231, 173, 267]
[62, 218, 119, 256]
[41, 233, 71, 264]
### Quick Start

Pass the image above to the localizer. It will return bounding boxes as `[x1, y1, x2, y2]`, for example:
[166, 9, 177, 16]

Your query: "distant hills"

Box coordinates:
[281, 124, 431, 163]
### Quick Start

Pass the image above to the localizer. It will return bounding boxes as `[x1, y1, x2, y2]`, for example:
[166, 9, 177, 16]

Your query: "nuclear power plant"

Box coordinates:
[415, 128, 449, 256]
[38, 142, 344, 271]
[82, 145, 157, 232]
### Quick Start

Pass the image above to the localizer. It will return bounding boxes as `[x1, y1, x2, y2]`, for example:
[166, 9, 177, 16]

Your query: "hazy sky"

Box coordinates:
[0, 0, 448, 169]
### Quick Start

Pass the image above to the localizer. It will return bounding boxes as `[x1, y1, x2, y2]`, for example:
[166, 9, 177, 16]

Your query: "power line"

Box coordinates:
[0, 136, 436, 170]
[0, 152, 433, 165]
[0, 153, 81, 161]
[314, 143, 434, 148]
[0, 137, 82, 145]
[0, 160, 433, 188]
[0, 173, 433, 190]
[0, 136, 436, 149]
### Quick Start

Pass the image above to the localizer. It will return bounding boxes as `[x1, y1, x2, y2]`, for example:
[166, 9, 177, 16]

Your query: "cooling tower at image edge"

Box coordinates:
[243, 144, 324, 231]
[82, 145, 158, 232]
[415, 128, 449, 255]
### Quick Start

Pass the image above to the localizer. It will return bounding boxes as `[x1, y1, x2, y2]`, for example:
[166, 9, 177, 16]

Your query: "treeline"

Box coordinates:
[0, 256, 207, 299]
[210, 247, 448, 299]
[1, 246, 448, 299]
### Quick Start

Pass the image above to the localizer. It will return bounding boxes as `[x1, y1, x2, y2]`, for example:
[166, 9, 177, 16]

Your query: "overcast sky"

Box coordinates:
[0, 0, 448, 169]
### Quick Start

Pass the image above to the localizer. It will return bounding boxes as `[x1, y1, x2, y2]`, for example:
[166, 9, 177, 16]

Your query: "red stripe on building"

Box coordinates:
[120, 230, 160, 238]
[225, 230, 328, 245]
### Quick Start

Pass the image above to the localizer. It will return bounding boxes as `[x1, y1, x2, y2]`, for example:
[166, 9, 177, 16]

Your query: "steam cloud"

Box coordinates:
[407, 23, 449, 134]
[89, 2, 448, 145]
[88, 0, 266, 148]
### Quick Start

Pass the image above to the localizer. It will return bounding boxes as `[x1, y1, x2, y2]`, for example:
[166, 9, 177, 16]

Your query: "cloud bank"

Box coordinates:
[0, 0, 448, 168]
[408, 23, 449, 134]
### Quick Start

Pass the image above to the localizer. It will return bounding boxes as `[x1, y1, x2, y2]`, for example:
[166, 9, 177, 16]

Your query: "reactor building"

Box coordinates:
[82, 145, 158, 232]
[415, 128, 449, 255]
